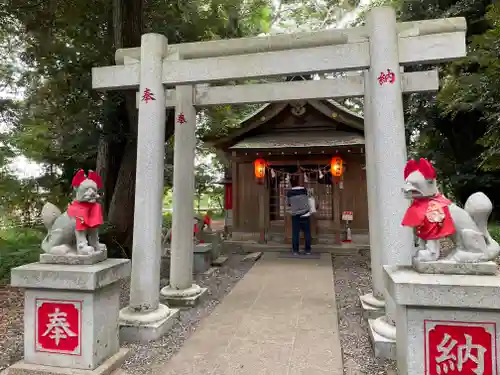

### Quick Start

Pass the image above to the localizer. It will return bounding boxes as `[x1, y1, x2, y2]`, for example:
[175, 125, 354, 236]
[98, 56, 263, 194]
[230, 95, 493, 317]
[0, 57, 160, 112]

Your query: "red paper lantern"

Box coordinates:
[254, 158, 266, 179]
[331, 156, 343, 177]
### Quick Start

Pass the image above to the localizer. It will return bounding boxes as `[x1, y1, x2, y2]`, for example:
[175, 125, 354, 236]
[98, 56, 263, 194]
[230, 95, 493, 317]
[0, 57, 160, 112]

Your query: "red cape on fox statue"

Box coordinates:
[67, 169, 104, 231]
[401, 158, 456, 241]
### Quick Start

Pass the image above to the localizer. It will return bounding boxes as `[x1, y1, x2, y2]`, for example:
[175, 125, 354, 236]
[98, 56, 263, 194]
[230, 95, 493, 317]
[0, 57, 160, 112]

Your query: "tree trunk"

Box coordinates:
[106, 137, 137, 249]
[96, 0, 142, 255]
[96, 0, 178, 255]
[216, 196, 223, 211]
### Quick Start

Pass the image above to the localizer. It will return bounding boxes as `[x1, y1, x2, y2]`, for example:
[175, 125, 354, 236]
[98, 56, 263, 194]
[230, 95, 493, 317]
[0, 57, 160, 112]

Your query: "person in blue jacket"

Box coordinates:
[286, 175, 311, 255]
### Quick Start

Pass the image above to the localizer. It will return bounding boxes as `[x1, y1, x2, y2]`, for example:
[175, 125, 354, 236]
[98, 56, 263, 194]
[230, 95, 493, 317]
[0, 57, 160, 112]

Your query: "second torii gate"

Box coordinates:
[92, 6, 466, 355]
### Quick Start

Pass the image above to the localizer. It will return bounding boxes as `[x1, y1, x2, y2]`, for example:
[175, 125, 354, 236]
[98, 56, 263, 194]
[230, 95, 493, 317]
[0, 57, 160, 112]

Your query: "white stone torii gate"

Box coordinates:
[92, 6, 466, 349]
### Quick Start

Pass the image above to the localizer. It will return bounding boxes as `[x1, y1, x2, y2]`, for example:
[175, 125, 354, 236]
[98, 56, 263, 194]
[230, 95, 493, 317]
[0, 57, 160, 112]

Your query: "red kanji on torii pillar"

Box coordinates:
[141, 88, 155, 103]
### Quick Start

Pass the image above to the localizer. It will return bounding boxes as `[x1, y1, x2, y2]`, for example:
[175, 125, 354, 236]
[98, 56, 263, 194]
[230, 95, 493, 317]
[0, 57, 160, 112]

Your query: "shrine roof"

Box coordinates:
[205, 99, 364, 151]
[230, 130, 364, 149]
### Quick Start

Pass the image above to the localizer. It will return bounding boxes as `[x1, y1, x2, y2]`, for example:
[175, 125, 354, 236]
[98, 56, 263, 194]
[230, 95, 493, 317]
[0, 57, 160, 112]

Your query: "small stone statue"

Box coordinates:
[401, 158, 499, 270]
[41, 169, 106, 259]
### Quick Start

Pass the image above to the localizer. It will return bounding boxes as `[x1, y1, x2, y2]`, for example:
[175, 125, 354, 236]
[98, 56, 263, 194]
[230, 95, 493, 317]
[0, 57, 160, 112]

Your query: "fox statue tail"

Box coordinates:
[464, 192, 500, 259]
[41, 202, 62, 231]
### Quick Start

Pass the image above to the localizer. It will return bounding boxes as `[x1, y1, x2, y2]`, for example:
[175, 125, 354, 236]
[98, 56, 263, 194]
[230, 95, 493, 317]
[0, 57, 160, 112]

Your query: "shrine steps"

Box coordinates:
[223, 240, 369, 255]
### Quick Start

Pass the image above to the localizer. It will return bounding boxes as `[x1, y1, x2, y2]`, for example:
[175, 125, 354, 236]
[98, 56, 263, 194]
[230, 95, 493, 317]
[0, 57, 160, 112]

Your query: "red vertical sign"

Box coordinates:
[224, 183, 233, 210]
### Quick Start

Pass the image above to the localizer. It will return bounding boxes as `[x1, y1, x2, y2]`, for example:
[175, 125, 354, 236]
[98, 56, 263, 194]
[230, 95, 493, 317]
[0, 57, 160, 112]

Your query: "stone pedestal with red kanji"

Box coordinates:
[384, 265, 500, 375]
[7, 259, 130, 374]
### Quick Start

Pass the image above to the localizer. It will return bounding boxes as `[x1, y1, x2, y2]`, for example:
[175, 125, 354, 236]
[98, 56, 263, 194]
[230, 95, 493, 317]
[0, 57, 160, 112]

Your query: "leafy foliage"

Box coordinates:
[437, 3, 500, 171]
[354, 0, 500, 213]
[194, 157, 225, 211]
[272, 0, 361, 31]
[0, 226, 44, 282]
[0, 0, 361, 253]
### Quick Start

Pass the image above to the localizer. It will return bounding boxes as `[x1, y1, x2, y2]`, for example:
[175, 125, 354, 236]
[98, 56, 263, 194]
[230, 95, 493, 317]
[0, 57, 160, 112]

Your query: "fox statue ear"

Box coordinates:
[418, 158, 436, 180]
[72, 169, 86, 187]
[87, 170, 103, 189]
[404, 159, 419, 180]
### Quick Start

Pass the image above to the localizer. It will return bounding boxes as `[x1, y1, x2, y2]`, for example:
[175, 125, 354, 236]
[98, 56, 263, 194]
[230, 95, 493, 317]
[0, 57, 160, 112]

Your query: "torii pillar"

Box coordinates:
[118, 34, 181, 342]
[160, 84, 208, 305]
[365, 7, 414, 359]
[360, 70, 386, 318]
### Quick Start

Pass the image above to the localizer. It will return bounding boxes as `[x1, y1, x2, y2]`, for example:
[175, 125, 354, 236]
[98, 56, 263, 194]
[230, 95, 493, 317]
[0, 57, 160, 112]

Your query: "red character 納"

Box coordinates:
[177, 113, 187, 124]
[425, 320, 496, 375]
[378, 69, 396, 86]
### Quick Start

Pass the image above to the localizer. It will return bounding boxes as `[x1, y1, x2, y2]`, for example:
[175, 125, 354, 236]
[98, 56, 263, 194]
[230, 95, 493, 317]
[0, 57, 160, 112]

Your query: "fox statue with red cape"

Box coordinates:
[40, 169, 106, 256]
[401, 159, 456, 242]
[68, 169, 104, 231]
[401, 158, 500, 265]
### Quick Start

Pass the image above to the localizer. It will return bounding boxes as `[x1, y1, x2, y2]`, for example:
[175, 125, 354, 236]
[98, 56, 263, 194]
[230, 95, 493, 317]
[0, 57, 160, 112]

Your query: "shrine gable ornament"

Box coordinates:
[40, 169, 107, 264]
[401, 158, 500, 274]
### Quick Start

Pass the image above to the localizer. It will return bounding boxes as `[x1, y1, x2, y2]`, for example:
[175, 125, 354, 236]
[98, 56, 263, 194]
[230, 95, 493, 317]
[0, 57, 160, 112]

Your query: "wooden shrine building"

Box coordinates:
[206, 99, 368, 243]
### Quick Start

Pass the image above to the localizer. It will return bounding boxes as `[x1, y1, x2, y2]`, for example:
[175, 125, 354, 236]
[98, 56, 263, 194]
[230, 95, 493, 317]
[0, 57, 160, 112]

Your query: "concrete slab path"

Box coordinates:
[158, 252, 343, 375]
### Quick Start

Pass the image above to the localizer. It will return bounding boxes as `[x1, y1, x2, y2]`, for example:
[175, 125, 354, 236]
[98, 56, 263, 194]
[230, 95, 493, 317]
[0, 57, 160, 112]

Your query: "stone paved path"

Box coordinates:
[157, 252, 343, 375]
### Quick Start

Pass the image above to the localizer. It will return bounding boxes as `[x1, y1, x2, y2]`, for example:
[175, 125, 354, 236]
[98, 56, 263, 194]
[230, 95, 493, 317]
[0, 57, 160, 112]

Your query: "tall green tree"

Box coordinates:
[2, 0, 275, 251]
[2, 0, 362, 252]
[437, 3, 500, 171]
[355, 0, 500, 210]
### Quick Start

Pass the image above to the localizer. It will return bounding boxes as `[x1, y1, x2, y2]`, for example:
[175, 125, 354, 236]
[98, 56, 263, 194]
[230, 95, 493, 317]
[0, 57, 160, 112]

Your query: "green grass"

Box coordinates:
[489, 223, 500, 242]
[0, 226, 45, 283]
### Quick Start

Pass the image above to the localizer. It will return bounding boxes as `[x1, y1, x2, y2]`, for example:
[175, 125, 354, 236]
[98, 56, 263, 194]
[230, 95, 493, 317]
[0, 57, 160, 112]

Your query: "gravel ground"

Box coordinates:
[120, 253, 254, 374]
[0, 253, 254, 374]
[0, 286, 24, 372]
[1, 251, 399, 375]
[332, 253, 398, 375]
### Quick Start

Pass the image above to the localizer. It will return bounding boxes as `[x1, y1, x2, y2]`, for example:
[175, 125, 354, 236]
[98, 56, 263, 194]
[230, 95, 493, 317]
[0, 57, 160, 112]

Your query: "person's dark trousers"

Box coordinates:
[291, 215, 312, 254]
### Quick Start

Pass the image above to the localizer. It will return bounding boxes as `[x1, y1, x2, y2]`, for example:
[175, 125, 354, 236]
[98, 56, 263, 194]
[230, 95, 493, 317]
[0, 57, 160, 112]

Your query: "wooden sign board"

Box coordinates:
[342, 211, 354, 221]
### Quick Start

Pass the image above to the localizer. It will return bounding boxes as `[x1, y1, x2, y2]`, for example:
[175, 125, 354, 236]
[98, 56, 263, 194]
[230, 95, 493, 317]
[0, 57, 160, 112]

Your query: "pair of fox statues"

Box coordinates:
[40, 161, 499, 267]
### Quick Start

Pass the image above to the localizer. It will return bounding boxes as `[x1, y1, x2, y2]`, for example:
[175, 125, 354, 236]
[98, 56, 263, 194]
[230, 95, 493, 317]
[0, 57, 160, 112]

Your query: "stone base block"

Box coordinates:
[202, 267, 217, 277]
[360, 297, 385, 319]
[193, 244, 213, 274]
[119, 304, 180, 343]
[384, 265, 500, 375]
[199, 232, 223, 260]
[412, 258, 497, 275]
[242, 252, 262, 261]
[10, 259, 131, 370]
[3, 349, 129, 375]
[160, 285, 208, 308]
[39, 250, 107, 265]
[368, 319, 396, 360]
[160, 255, 170, 279]
[212, 256, 228, 267]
